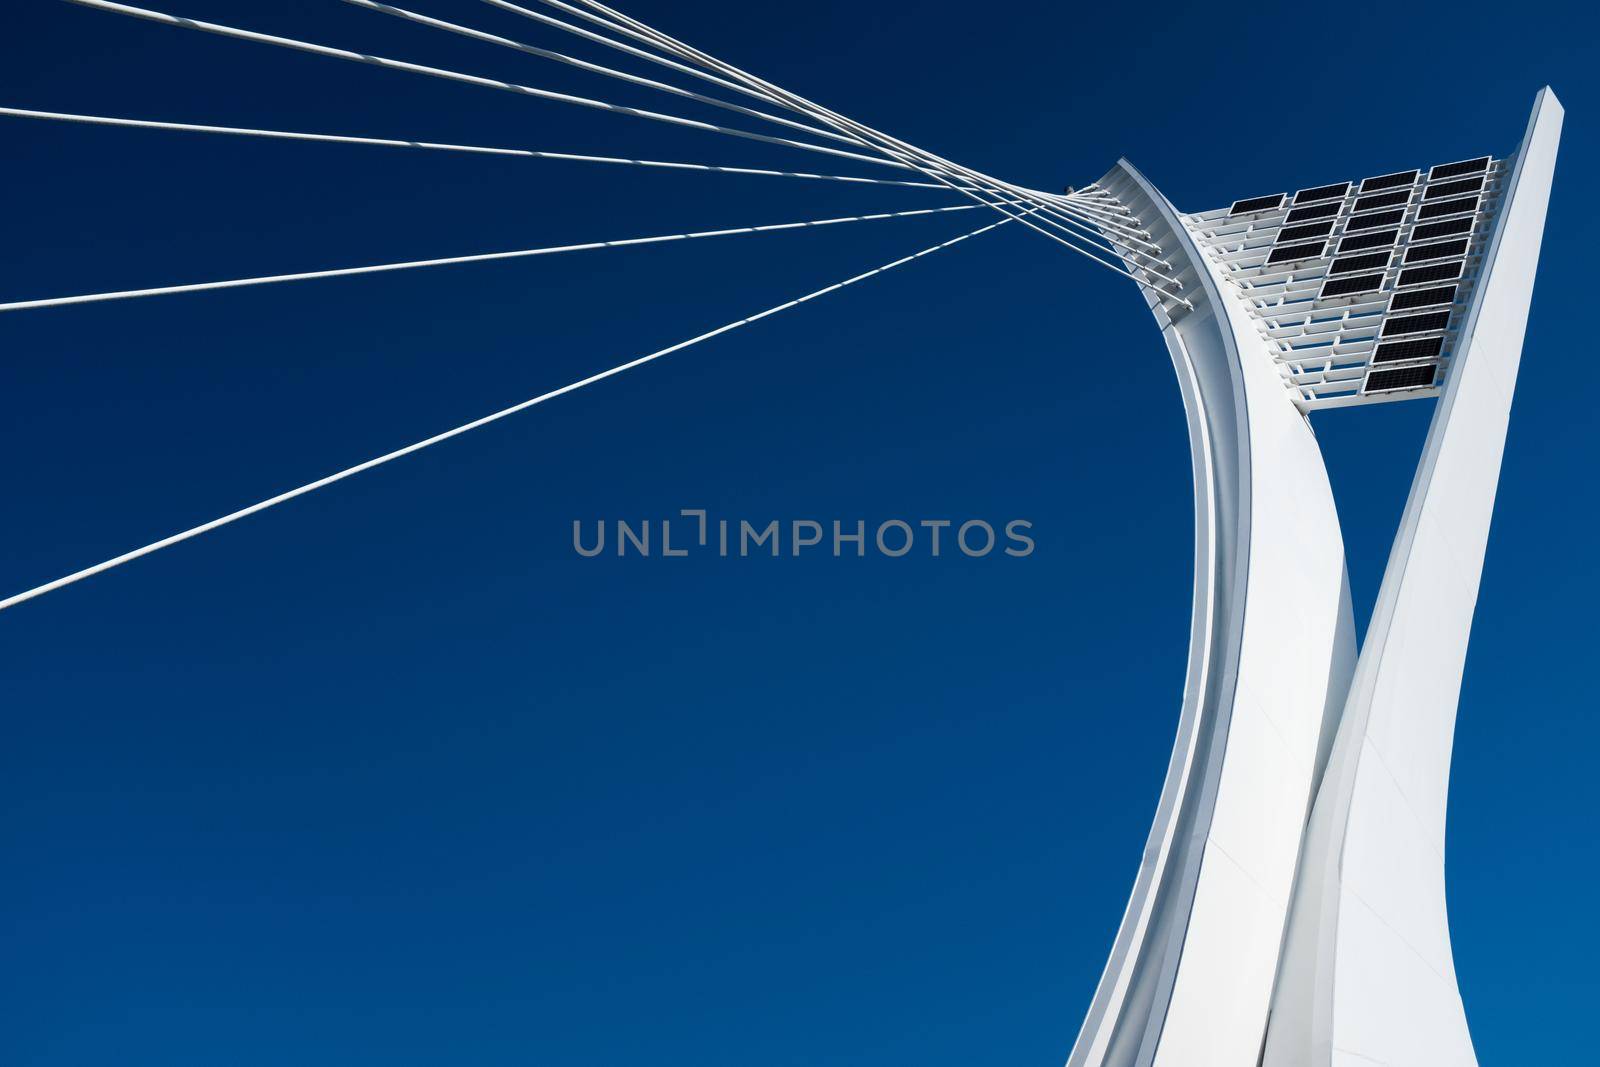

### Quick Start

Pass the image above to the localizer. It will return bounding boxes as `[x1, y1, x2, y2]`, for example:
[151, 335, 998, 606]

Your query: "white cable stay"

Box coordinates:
[0, 201, 1017, 314]
[1033, 191, 1155, 240]
[380, 0, 1149, 268]
[1054, 198, 1150, 235]
[549, 0, 1027, 196]
[586, 0, 1188, 296]
[0, 107, 958, 189]
[1026, 204, 1172, 270]
[478, 0, 1165, 282]
[0, 212, 1022, 614]
[493, 0, 1155, 266]
[595, 45, 1164, 288]
[559, 0, 1171, 263]
[566, 0, 1177, 265]
[549, 0, 1191, 303]
[548, 1, 1172, 274]
[498, 0, 1038, 198]
[479, 0, 825, 117]
[1061, 189, 1142, 221]
[341, 0, 864, 150]
[62, 0, 916, 172]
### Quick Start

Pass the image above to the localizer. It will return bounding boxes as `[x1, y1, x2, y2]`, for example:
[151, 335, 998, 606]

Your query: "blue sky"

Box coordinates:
[2, 1, 1596, 1064]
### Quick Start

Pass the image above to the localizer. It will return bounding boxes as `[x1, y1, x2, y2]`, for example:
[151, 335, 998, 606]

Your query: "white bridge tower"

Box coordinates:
[1067, 89, 1562, 1067]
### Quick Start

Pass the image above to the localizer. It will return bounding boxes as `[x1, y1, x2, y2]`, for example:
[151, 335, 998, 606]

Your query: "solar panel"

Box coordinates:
[1355, 189, 1411, 212]
[1390, 284, 1457, 311]
[1412, 216, 1475, 242]
[1425, 175, 1485, 200]
[1429, 156, 1491, 180]
[1419, 195, 1479, 220]
[1406, 239, 1470, 263]
[1230, 193, 1286, 216]
[1278, 220, 1336, 243]
[1398, 261, 1464, 286]
[1329, 251, 1392, 275]
[1346, 209, 1404, 232]
[1285, 201, 1342, 224]
[1382, 311, 1452, 337]
[1339, 229, 1399, 253]
[1360, 169, 1418, 193]
[1295, 181, 1350, 204]
[1365, 364, 1439, 392]
[1267, 241, 1328, 265]
[1373, 336, 1445, 364]
[1319, 273, 1385, 298]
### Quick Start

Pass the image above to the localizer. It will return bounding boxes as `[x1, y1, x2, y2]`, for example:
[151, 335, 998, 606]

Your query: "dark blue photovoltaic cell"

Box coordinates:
[1412, 216, 1474, 242]
[1347, 209, 1404, 232]
[1330, 251, 1392, 275]
[1278, 220, 1336, 243]
[1230, 193, 1286, 216]
[1361, 169, 1418, 193]
[1419, 195, 1479, 220]
[1319, 274, 1384, 298]
[1398, 262, 1464, 286]
[1382, 311, 1451, 337]
[1286, 201, 1342, 224]
[1429, 156, 1490, 180]
[1406, 239, 1469, 263]
[1390, 284, 1457, 310]
[1355, 189, 1412, 212]
[1295, 181, 1350, 204]
[1373, 336, 1445, 363]
[1365, 363, 1439, 391]
[1425, 175, 1485, 200]
[1339, 229, 1399, 253]
[1267, 241, 1328, 265]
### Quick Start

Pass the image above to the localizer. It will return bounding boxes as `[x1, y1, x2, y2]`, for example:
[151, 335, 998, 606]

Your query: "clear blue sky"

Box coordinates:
[3, 1, 1595, 1064]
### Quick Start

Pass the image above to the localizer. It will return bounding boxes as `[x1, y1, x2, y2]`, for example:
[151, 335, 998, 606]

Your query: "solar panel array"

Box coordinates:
[1179, 154, 1503, 409]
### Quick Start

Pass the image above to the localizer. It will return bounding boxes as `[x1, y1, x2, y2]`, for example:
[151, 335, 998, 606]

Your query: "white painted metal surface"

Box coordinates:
[1262, 87, 1563, 1067]
[1071, 89, 1561, 1066]
[1068, 161, 1353, 1067]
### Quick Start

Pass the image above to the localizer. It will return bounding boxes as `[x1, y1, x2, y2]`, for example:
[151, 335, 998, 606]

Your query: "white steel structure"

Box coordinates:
[0, 6, 1563, 1064]
[1069, 90, 1563, 1066]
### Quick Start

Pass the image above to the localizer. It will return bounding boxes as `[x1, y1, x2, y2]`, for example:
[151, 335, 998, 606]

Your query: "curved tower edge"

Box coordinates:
[1068, 162, 1354, 1067]
[1263, 87, 1564, 1067]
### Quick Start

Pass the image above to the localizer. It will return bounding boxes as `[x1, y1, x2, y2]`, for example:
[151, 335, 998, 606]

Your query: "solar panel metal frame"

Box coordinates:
[1329, 251, 1393, 275]
[1294, 181, 1351, 205]
[1338, 229, 1400, 253]
[1285, 201, 1342, 224]
[1372, 336, 1446, 364]
[1364, 363, 1439, 393]
[1318, 273, 1386, 299]
[1412, 216, 1475, 243]
[1390, 284, 1458, 311]
[1428, 156, 1491, 180]
[1267, 240, 1330, 266]
[1424, 175, 1486, 200]
[1418, 195, 1480, 220]
[1397, 261, 1465, 287]
[1229, 192, 1286, 216]
[1346, 209, 1405, 233]
[1360, 169, 1419, 193]
[1382, 311, 1452, 337]
[1405, 238, 1471, 264]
